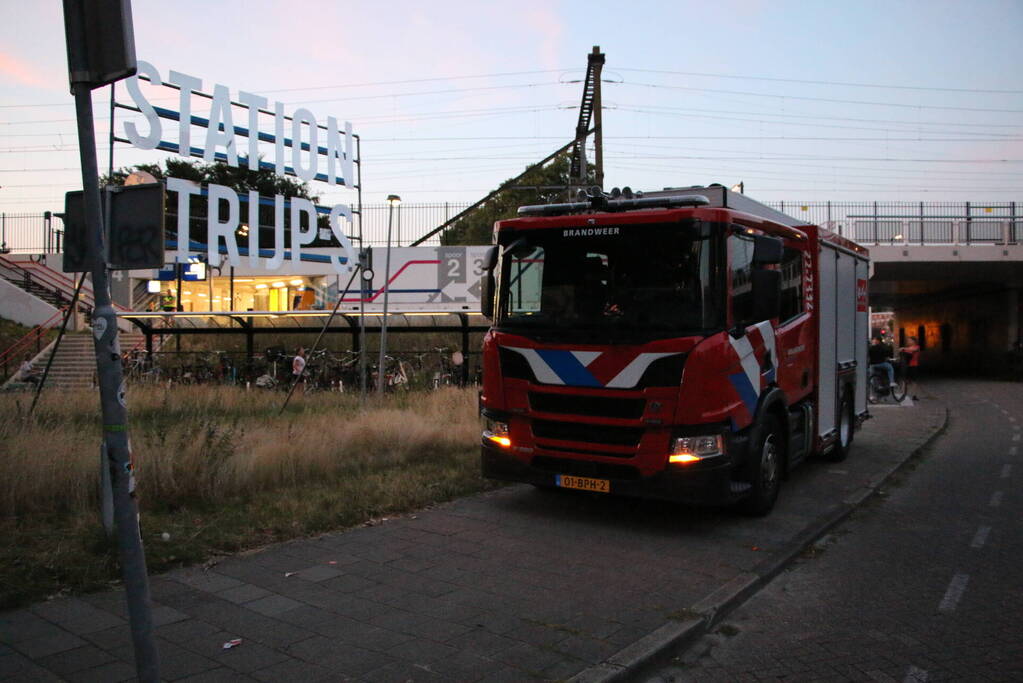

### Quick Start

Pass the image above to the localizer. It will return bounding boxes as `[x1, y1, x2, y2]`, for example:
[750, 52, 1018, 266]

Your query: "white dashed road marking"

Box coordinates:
[989, 491, 1003, 507]
[970, 526, 991, 549]
[1002, 464, 1012, 479]
[939, 573, 970, 613]
[1011, 446, 1019, 456]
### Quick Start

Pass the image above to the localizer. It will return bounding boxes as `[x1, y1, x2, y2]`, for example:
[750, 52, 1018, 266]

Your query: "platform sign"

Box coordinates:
[332, 246, 490, 313]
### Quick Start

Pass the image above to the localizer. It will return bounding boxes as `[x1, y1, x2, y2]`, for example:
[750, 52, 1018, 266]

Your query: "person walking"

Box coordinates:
[899, 336, 922, 401]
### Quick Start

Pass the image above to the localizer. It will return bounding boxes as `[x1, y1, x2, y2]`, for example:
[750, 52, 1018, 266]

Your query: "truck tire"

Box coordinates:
[826, 391, 855, 462]
[740, 415, 783, 516]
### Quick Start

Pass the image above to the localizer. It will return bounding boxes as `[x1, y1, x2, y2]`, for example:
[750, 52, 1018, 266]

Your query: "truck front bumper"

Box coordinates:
[481, 440, 748, 507]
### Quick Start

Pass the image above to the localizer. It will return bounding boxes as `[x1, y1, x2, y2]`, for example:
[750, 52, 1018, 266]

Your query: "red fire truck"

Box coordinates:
[478, 185, 869, 515]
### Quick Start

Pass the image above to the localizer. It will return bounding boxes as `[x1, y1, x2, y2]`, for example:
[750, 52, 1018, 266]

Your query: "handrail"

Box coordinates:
[0, 309, 63, 377]
[20, 260, 133, 312]
[0, 256, 94, 310]
[0, 256, 96, 308]
[0, 255, 132, 313]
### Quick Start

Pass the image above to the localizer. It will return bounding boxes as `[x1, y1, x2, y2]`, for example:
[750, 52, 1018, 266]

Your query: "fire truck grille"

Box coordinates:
[532, 419, 643, 447]
[541, 444, 634, 459]
[499, 347, 686, 389]
[531, 456, 641, 481]
[529, 392, 645, 420]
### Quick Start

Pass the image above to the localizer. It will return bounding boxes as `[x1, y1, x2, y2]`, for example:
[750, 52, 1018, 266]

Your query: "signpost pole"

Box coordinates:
[64, 2, 159, 678]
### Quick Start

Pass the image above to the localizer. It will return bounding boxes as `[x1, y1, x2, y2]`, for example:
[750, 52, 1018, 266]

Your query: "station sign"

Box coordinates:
[115, 61, 358, 274]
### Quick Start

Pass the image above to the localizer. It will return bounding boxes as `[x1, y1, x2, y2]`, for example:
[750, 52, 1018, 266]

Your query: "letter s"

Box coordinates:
[329, 204, 355, 274]
[124, 61, 162, 150]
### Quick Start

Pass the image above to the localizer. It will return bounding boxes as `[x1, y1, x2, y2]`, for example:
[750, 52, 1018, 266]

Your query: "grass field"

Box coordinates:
[0, 385, 492, 609]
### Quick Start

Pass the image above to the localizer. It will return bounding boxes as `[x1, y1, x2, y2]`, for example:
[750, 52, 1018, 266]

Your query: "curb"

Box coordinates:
[567, 402, 950, 683]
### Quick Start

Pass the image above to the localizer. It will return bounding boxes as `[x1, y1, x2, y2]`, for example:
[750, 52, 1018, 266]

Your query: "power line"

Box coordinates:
[619, 104, 1023, 129]
[605, 153, 1023, 163]
[613, 106, 1022, 137]
[615, 67, 1023, 95]
[616, 81, 1023, 114]
[259, 68, 575, 94]
[0, 80, 572, 110]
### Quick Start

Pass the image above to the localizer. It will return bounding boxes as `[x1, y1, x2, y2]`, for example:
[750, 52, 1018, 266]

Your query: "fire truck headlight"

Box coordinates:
[482, 415, 511, 448]
[668, 435, 724, 464]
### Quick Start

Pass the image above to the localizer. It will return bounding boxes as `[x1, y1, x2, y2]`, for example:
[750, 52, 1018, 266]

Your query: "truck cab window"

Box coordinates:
[505, 245, 544, 316]
[729, 233, 755, 324]
[497, 222, 720, 339]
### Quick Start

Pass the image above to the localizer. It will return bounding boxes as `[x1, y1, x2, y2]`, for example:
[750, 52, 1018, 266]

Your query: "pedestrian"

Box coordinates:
[17, 355, 39, 385]
[161, 289, 176, 312]
[292, 346, 307, 391]
[899, 336, 922, 400]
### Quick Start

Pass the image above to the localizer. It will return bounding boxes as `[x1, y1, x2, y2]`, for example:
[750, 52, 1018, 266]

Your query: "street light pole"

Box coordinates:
[376, 194, 400, 395]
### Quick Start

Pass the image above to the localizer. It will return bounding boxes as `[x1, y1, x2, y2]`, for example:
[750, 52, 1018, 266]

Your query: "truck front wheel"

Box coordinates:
[740, 415, 783, 516]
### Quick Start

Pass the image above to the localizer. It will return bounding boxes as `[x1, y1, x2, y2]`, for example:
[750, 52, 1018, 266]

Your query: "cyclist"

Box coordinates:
[868, 336, 897, 388]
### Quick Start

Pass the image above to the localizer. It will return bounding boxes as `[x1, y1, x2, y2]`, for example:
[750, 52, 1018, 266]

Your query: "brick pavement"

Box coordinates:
[1, 395, 946, 682]
[642, 381, 1020, 682]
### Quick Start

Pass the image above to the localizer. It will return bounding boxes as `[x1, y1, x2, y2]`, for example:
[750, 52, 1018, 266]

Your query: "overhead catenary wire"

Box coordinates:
[614, 67, 1023, 95]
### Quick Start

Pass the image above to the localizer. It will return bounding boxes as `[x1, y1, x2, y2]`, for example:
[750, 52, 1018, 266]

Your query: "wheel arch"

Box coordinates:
[755, 386, 791, 474]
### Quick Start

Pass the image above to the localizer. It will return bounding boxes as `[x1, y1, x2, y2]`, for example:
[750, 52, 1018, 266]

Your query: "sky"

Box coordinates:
[2, 0, 1022, 230]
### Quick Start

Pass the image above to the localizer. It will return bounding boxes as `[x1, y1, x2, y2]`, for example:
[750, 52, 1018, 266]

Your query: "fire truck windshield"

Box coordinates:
[497, 221, 722, 339]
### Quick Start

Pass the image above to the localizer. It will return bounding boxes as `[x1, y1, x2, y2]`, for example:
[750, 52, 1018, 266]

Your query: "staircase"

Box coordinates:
[32, 332, 146, 389]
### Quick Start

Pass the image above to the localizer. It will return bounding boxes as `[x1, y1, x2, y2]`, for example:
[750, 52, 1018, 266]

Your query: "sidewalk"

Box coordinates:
[0, 395, 947, 682]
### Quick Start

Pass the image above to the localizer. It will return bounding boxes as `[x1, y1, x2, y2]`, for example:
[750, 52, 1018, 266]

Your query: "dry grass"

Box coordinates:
[0, 385, 491, 607]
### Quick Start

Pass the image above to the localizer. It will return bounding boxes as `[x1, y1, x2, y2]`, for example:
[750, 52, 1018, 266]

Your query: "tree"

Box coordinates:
[102, 158, 331, 250]
[441, 154, 593, 245]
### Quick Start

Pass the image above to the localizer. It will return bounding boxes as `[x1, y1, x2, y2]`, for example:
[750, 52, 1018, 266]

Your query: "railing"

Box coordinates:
[0, 255, 132, 314]
[0, 256, 92, 311]
[0, 212, 62, 254]
[824, 219, 1021, 246]
[0, 309, 63, 382]
[3, 201, 1019, 251]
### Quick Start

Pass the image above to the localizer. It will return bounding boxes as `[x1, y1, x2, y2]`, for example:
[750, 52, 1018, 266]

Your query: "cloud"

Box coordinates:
[0, 50, 49, 88]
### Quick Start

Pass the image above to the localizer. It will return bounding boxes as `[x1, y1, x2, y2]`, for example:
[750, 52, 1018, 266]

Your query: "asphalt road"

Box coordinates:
[642, 379, 1023, 682]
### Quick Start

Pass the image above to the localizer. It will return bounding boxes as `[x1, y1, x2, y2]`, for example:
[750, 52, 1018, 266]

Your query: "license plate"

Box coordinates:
[556, 474, 610, 493]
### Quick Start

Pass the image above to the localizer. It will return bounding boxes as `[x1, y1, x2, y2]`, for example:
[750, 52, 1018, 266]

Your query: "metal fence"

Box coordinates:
[763, 201, 1020, 245]
[357, 202, 471, 247]
[3, 200, 1020, 253]
[0, 212, 63, 254]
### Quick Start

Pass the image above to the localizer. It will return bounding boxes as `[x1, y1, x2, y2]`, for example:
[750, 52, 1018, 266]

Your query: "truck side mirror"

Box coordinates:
[752, 269, 781, 322]
[481, 272, 495, 319]
[480, 246, 498, 319]
[752, 234, 783, 266]
[483, 245, 498, 271]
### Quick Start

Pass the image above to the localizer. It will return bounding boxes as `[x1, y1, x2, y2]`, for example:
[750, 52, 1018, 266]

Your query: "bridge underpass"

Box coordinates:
[857, 220, 1022, 374]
